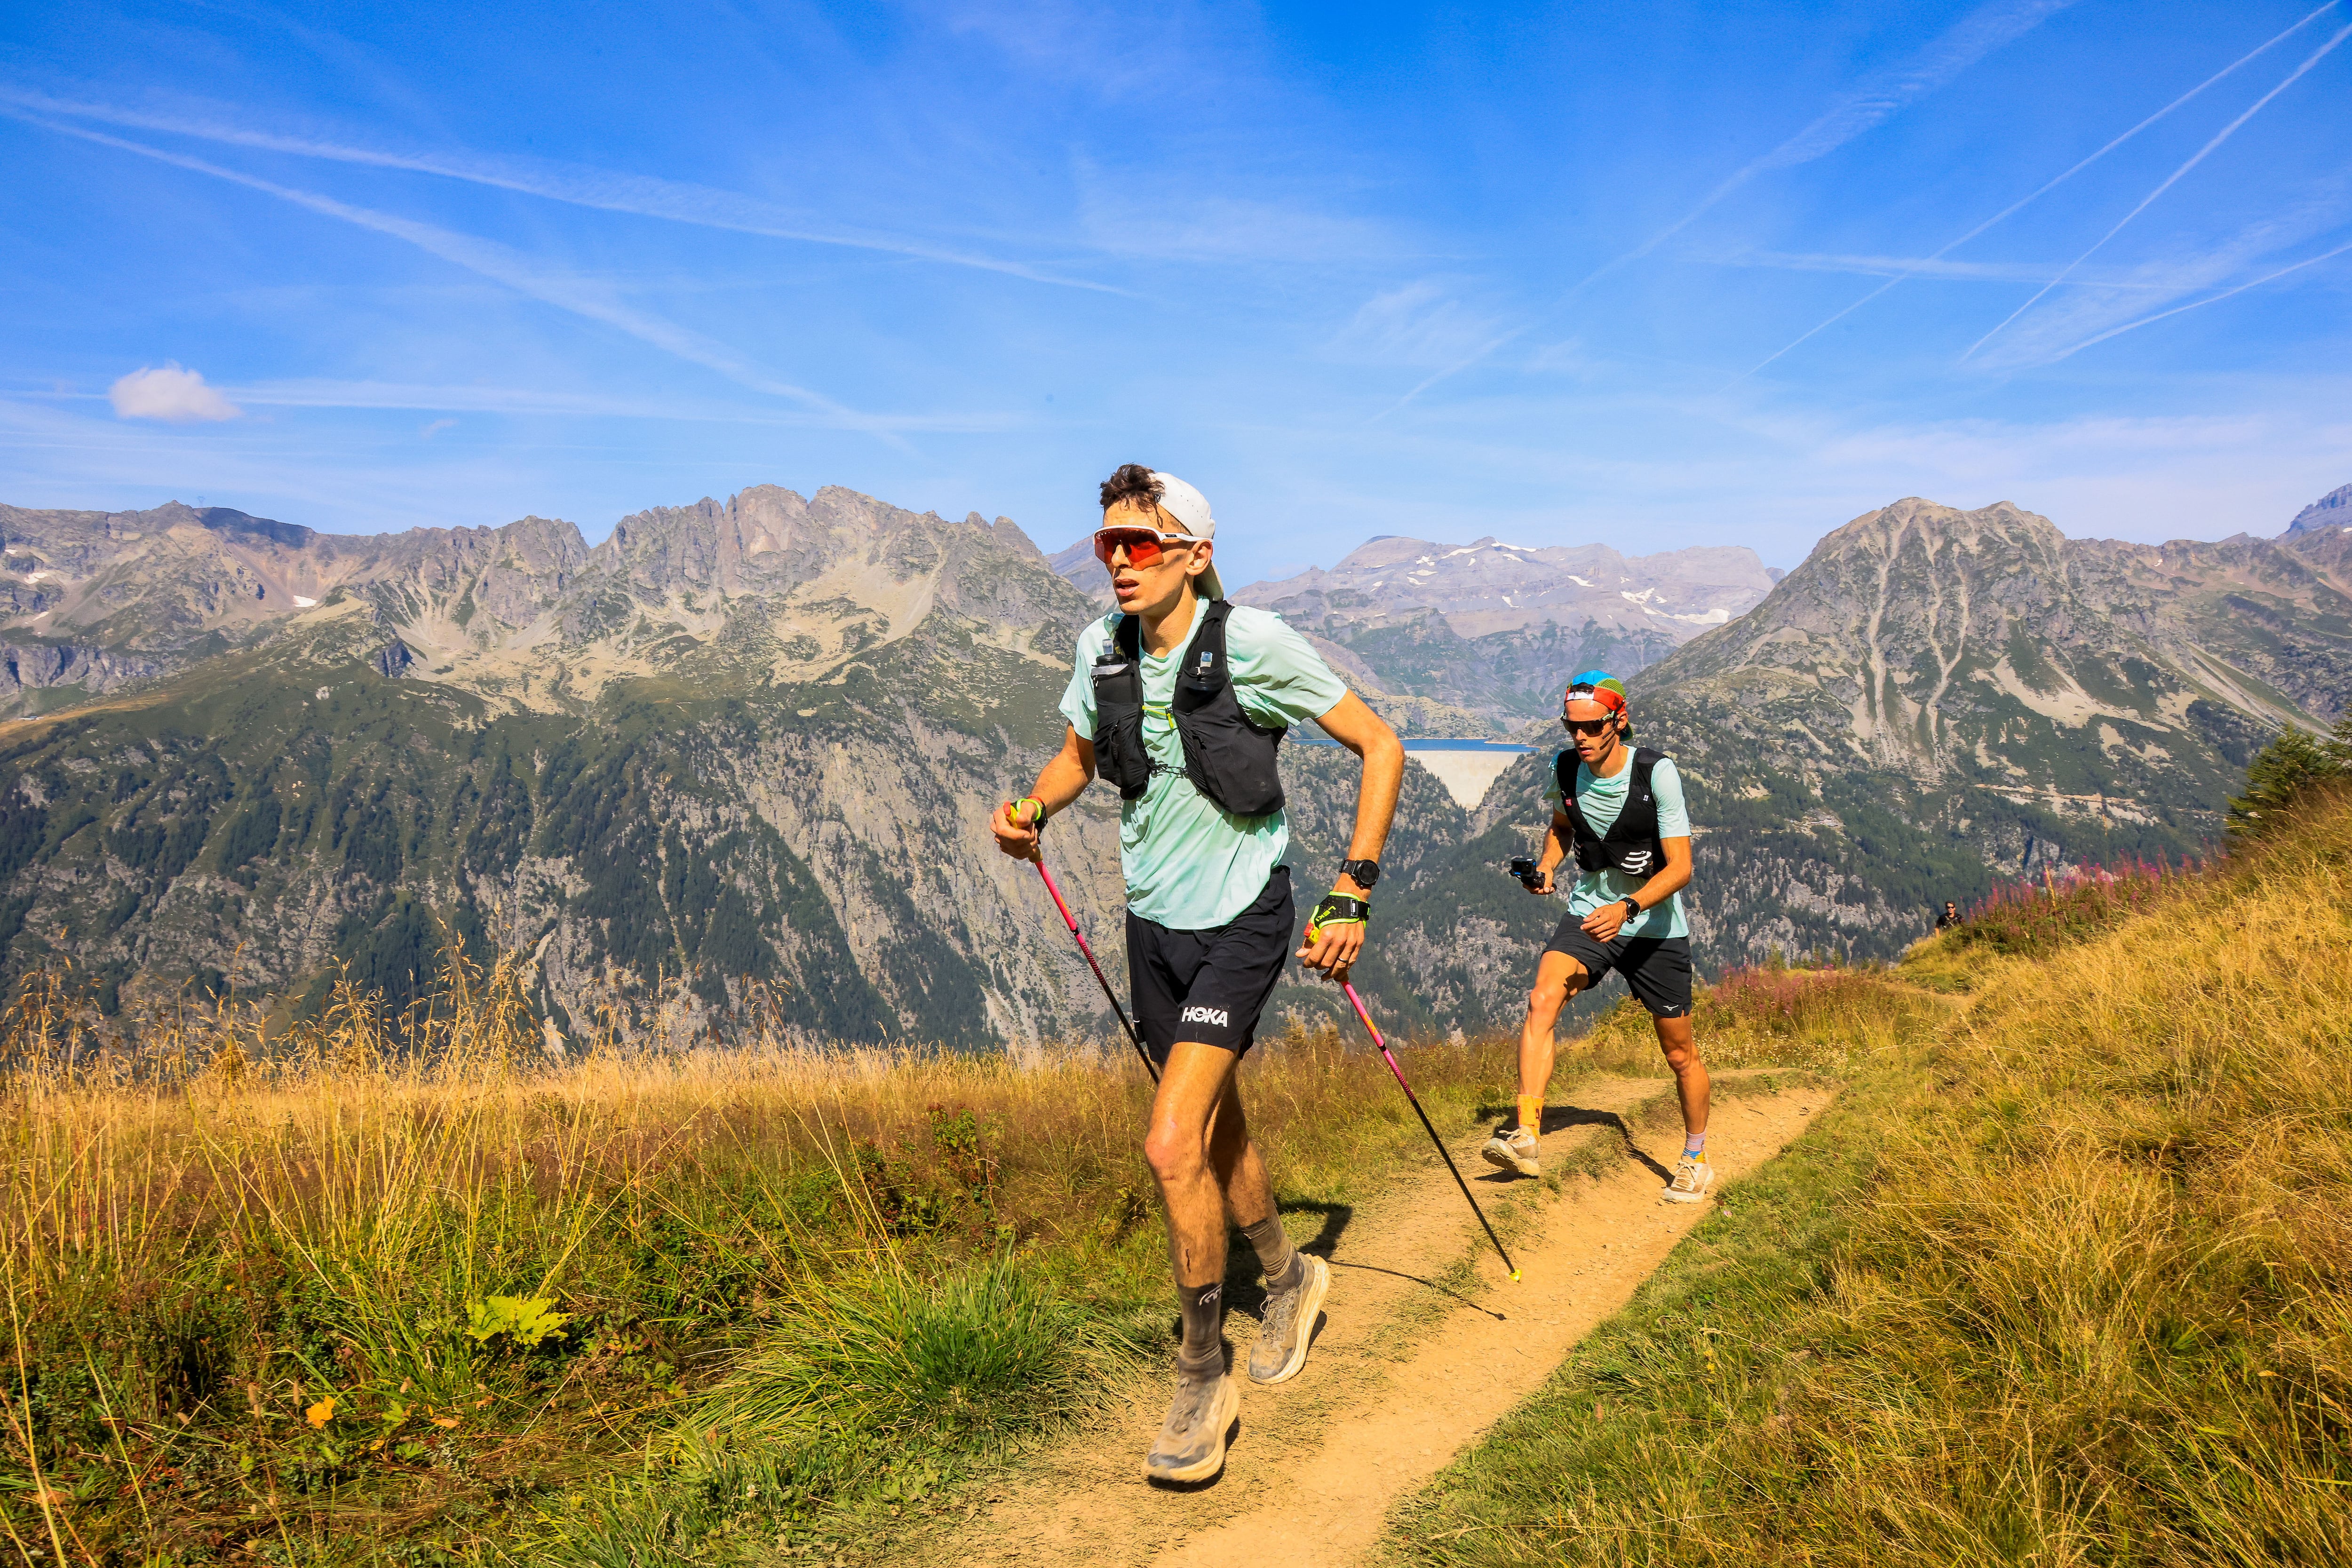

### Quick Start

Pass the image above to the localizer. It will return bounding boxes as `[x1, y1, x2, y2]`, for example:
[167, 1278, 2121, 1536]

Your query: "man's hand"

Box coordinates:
[1580, 898, 1635, 942]
[991, 798, 1043, 863]
[1297, 885, 1369, 981]
[992, 730, 1094, 864]
[1524, 866, 1556, 896]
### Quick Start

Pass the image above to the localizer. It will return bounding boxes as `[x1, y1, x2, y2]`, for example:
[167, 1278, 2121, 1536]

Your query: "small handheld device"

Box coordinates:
[1508, 855, 1546, 891]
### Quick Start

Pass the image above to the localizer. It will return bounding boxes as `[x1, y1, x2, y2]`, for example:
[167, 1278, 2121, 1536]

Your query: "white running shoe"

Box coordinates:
[1248, 1254, 1330, 1385]
[1481, 1125, 1541, 1177]
[1662, 1154, 1713, 1203]
[1143, 1370, 1241, 1483]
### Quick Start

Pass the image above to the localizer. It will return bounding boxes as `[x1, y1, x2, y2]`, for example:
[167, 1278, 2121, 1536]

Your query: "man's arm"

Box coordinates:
[1296, 690, 1404, 976]
[1578, 835, 1693, 939]
[990, 725, 1097, 863]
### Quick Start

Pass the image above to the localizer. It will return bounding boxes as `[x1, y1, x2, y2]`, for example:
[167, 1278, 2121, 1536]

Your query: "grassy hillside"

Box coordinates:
[17, 783, 2348, 1563]
[1390, 787, 2352, 1565]
[0, 949, 1533, 1565]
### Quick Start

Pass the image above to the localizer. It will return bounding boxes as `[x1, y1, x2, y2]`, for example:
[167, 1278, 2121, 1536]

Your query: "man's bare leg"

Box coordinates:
[1654, 1013, 1708, 1141]
[1140, 1040, 1248, 1481]
[1486, 950, 1591, 1176]
[1201, 1072, 1328, 1383]
[1145, 1040, 1243, 1305]
[1655, 1012, 1715, 1201]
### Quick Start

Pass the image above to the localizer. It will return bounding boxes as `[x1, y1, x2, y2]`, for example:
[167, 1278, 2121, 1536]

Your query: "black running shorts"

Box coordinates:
[1544, 916, 1693, 1019]
[1127, 868, 1294, 1065]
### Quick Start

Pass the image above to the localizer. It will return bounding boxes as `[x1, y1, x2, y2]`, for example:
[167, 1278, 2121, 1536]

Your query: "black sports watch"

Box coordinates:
[1618, 896, 1641, 920]
[1337, 858, 1382, 890]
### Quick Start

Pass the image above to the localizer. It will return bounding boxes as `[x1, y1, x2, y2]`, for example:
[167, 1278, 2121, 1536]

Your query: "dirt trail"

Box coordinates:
[913, 1072, 1831, 1568]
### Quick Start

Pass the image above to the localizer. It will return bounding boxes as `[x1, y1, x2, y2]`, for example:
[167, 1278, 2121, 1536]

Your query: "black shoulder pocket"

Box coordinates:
[1169, 603, 1285, 817]
[1091, 653, 1153, 801]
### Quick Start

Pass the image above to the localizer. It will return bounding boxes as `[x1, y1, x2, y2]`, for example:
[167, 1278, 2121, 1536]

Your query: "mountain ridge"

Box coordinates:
[0, 479, 2340, 1045]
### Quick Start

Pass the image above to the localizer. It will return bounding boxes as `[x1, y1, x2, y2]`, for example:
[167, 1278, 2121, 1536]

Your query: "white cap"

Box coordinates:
[1147, 470, 1224, 600]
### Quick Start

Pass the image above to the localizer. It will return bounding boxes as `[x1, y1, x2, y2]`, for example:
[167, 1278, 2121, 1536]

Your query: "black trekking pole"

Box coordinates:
[1032, 854, 1160, 1085]
[1341, 979, 1518, 1281]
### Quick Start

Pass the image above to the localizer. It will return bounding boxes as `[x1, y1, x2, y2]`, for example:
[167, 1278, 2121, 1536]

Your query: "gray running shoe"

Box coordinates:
[1248, 1254, 1330, 1385]
[1481, 1125, 1540, 1177]
[1143, 1370, 1241, 1484]
[1662, 1154, 1713, 1204]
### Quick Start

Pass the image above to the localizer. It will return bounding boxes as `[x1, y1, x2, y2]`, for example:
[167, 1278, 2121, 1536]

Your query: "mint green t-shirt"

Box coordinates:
[1060, 604, 1349, 931]
[1544, 750, 1692, 939]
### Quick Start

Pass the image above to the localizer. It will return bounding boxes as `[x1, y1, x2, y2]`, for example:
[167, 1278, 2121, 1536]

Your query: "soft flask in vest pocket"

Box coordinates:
[1089, 653, 1154, 800]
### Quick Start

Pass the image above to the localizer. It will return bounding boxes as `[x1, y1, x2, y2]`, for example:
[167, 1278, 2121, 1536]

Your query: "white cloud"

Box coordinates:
[109, 362, 243, 423]
[1971, 191, 2352, 370]
[419, 417, 458, 439]
[1331, 281, 1513, 368]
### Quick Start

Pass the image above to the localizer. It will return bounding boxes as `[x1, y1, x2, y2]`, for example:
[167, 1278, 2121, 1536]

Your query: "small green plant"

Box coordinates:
[464, 1295, 572, 1348]
[928, 1102, 1001, 1208]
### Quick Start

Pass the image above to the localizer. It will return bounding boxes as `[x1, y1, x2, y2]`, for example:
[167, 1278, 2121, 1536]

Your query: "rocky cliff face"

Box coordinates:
[0, 489, 1145, 1046]
[1603, 495, 2352, 964]
[2286, 483, 2352, 537]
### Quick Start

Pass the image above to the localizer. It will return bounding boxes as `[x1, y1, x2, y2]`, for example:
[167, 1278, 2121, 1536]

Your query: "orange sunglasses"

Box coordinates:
[1091, 524, 1198, 568]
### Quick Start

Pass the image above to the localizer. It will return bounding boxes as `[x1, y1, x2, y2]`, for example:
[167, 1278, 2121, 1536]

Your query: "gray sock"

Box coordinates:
[1241, 1215, 1302, 1290]
[1178, 1281, 1224, 1377]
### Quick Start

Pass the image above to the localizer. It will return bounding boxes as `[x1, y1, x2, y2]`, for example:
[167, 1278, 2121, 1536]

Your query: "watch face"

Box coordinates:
[1342, 859, 1379, 888]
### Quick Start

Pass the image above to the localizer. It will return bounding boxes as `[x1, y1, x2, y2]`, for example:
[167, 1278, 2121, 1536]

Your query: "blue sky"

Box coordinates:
[1, 1, 2346, 580]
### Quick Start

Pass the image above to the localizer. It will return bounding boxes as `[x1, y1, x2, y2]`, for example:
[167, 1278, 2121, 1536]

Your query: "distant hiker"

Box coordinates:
[1937, 900, 1962, 929]
[992, 464, 1405, 1485]
[1483, 671, 1712, 1202]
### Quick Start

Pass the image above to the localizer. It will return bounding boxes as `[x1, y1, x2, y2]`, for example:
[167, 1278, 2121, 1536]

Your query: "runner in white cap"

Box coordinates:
[991, 463, 1405, 1484]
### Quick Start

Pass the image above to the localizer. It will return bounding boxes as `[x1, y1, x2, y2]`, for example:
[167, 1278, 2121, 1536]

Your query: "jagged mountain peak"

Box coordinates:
[1806, 495, 2061, 558]
[0, 485, 1078, 719]
[1644, 492, 2347, 806]
[1229, 531, 1772, 643]
[2285, 482, 2352, 537]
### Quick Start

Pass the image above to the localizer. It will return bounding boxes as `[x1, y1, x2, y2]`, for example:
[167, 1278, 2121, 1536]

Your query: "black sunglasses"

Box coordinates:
[1562, 716, 1617, 737]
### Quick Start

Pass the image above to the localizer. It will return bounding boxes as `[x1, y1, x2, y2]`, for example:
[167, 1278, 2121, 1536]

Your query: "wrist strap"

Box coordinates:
[1305, 892, 1370, 945]
[1010, 796, 1047, 828]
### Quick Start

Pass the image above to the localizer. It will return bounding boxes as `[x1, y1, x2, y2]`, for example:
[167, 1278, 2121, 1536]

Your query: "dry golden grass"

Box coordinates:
[0, 947, 1522, 1564]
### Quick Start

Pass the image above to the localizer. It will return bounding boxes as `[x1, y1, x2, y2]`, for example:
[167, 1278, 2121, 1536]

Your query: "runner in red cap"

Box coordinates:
[1483, 669, 1714, 1202]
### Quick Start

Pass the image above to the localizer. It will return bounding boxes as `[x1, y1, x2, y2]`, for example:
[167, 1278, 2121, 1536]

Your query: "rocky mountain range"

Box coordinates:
[0, 481, 2341, 1047]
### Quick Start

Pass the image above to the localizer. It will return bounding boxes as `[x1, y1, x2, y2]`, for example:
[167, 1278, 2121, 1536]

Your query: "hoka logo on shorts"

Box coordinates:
[1181, 1004, 1231, 1027]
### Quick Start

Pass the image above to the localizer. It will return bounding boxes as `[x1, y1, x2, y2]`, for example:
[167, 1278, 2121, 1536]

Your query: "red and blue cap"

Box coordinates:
[1563, 669, 1627, 714]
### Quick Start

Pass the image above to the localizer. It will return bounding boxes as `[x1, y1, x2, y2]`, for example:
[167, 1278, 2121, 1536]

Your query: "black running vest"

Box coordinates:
[1556, 746, 1668, 878]
[1090, 600, 1287, 818]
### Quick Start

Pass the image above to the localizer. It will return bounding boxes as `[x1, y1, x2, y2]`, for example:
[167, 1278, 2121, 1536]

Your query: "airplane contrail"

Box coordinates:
[1962, 19, 2352, 362]
[2047, 235, 2352, 362]
[0, 84, 1123, 295]
[1387, 0, 2077, 415]
[11, 111, 921, 445]
[1570, 0, 2080, 299]
[1730, 0, 2344, 383]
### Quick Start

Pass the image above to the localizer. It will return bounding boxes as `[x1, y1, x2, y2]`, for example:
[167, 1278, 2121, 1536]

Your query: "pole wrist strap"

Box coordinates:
[1010, 796, 1047, 828]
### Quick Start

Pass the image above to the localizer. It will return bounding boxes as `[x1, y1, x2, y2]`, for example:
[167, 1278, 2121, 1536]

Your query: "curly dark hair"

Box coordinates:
[1098, 463, 1164, 516]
